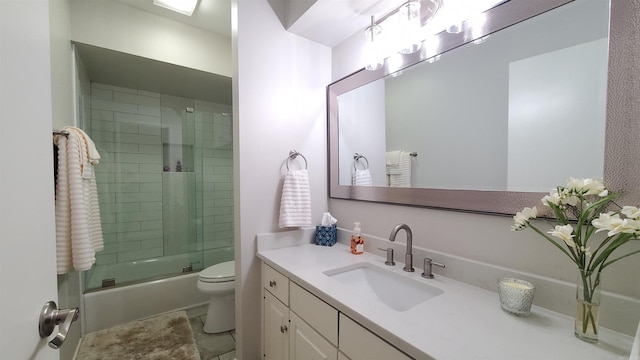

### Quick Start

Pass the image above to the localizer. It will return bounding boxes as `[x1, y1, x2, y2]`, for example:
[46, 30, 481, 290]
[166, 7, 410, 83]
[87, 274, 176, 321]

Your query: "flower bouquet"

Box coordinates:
[511, 178, 640, 342]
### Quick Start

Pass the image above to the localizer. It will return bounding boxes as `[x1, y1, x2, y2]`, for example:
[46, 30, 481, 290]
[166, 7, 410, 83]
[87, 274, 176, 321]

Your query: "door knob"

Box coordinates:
[39, 301, 79, 349]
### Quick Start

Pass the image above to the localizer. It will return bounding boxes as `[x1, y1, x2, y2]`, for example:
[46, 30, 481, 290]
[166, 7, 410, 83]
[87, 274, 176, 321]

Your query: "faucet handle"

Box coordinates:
[421, 258, 445, 279]
[377, 247, 395, 266]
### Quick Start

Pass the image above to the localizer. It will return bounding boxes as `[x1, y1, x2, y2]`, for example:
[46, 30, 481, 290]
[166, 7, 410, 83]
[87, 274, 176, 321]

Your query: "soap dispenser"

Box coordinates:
[350, 222, 364, 255]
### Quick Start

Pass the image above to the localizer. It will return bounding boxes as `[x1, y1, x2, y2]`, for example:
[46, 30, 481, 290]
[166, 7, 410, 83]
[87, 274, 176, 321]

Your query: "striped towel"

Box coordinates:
[279, 169, 312, 228]
[353, 168, 373, 186]
[386, 151, 411, 188]
[54, 127, 104, 274]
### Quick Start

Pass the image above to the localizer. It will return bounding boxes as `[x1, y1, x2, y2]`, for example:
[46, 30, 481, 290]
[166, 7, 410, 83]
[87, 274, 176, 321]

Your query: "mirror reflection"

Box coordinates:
[337, 0, 609, 192]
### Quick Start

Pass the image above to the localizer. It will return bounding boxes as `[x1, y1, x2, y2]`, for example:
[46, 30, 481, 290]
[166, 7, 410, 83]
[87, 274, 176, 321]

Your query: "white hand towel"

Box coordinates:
[353, 168, 373, 186]
[386, 151, 411, 187]
[386, 150, 401, 167]
[54, 128, 104, 274]
[279, 169, 312, 228]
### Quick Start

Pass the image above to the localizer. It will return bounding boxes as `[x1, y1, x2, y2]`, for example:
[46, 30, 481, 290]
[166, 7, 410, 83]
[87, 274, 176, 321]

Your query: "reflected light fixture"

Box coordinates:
[364, 16, 384, 71]
[153, 0, 199, 16]
[399, 0, 422, 54]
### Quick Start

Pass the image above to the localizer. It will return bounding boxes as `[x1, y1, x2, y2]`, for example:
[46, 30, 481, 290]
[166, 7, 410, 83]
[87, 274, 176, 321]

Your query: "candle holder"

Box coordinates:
[497, 277, 535, 317]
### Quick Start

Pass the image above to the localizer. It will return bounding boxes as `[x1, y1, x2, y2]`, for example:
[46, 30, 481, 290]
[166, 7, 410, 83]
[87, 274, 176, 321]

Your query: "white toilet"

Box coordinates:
[197, 260, 235, 333]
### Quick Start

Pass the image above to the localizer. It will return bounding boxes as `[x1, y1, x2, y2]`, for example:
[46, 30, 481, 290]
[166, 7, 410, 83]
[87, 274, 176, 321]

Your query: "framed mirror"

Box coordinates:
[328, 0, 615, 215]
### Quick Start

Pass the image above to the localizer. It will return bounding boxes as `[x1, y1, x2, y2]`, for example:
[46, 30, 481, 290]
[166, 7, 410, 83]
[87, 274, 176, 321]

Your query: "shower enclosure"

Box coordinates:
[82, 82, 234, 291]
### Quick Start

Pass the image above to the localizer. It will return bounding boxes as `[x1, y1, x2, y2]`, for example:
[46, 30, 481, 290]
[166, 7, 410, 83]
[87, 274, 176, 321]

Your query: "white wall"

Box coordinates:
[69, 0, 231, 77]
[330, 0, 640, 336]
[235, 0, 331, 357]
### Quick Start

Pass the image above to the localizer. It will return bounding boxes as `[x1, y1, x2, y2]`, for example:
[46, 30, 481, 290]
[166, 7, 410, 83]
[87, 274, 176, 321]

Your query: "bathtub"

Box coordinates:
[83, 254, 214, 333]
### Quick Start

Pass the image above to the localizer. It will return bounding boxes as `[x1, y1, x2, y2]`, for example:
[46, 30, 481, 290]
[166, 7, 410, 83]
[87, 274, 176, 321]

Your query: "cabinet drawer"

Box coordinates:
[263, 262, 290, 305]
[338, 314, 412, 360]
[290, 282, 339, 346]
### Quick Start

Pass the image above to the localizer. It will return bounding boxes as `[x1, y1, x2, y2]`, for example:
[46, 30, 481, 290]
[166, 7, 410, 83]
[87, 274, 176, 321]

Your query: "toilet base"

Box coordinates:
[203, 293, 235, 334]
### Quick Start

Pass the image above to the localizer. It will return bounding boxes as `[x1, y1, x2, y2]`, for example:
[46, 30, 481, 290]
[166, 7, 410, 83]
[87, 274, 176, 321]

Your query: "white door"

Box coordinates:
[0, 1, 60, 359]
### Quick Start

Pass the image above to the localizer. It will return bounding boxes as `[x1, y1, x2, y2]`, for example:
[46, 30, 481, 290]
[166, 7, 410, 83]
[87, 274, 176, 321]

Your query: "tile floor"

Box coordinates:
[189, 313, 236, 360]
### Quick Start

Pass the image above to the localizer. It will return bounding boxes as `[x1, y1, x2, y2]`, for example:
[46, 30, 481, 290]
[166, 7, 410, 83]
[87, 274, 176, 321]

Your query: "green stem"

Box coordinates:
[529, 224, 578, 264]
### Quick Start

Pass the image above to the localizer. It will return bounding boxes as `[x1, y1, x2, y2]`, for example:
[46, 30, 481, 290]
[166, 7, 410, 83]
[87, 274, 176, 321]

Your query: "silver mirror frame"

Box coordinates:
[328, 0, 640, 215]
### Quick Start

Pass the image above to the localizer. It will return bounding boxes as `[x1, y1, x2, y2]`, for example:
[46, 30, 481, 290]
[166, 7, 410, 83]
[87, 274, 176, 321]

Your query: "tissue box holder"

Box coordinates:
[315, 224, 337, 246]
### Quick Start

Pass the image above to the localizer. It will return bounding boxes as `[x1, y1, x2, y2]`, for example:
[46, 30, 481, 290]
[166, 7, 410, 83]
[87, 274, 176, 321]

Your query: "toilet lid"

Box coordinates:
[199, 260, 235, 283]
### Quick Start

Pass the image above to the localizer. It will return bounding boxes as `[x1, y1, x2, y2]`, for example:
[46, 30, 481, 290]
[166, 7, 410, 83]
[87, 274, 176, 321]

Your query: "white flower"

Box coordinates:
[580, 246, 592, 257]
[592, 213, 640, 236]
[511, 207, 537, 231]
[548, 224, 576, 248]
[542, 190, 561, 207]
[593, 212, 622, 233]
[614, 219, 640, 235]
[622, 206, 640, 219]
[566, 177, 607, 197]
[562, 195, 579, 207]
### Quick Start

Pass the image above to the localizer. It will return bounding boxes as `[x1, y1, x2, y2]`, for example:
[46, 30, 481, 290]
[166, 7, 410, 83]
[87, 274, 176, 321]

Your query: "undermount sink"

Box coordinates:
[323, 262, 443, 311]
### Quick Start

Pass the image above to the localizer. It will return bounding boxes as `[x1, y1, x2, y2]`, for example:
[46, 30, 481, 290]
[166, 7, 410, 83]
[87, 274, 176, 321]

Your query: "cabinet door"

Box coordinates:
[290, 312, 337, 360]
[339, 314, 412, 360]
[264, 291, 290, 360]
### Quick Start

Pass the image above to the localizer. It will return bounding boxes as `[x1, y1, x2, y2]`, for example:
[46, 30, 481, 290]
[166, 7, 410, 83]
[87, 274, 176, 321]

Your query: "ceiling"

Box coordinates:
[113, 0, 231, 37]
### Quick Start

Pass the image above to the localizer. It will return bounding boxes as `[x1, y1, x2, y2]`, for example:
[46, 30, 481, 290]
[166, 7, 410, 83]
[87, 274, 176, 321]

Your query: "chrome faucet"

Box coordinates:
[389, 223, 414, 272]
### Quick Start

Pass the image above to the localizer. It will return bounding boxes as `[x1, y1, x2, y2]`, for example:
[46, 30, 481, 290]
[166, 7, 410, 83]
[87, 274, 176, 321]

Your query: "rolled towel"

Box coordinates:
[353, 168, 373, 186]
[279, 169, 312, 228]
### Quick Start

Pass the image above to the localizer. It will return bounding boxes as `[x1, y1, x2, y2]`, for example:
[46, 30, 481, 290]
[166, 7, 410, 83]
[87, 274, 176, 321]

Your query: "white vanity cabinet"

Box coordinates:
[262, 262, 339, 360]
[262, 262, 413, 360]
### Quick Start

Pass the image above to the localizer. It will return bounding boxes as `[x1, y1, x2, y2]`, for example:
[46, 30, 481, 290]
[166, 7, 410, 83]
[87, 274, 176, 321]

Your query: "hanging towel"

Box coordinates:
[74, 127, 101, 165]
[386, 151, 412, 188]
[54, 127, 104, 274]
[386, 150, 401, 168]
[353, 168, 373, 186]
[279, 169, 312, 228]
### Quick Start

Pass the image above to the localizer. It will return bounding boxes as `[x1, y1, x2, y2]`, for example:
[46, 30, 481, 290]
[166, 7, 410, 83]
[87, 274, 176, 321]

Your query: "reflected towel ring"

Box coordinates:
[286, 150, 308, 170]
[353, 153, 369, 171]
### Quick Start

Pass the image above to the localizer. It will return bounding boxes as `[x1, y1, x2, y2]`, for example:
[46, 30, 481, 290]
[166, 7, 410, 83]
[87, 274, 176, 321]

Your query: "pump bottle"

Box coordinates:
[350, 222, 364, 255]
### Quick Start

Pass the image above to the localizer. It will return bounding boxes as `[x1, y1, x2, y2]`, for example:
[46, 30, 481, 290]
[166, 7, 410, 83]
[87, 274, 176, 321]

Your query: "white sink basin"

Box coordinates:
[323, 262, 443, 311]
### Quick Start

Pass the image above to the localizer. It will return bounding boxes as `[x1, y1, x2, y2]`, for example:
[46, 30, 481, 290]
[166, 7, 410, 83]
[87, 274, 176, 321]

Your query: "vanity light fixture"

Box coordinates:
[364, 16, 384, 71]
[363, 0, 442, 71]
[399, 0, 423, 54]
[153, 0, 199, 16]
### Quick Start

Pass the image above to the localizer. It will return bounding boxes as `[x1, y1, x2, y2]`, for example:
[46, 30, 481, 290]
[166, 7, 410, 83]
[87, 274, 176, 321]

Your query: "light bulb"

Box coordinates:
[364, 17, 384, 71]
[399, 0, 422, 54]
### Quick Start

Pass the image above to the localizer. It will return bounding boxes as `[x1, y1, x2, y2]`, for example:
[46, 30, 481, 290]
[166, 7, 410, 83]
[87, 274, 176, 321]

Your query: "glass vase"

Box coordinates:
[575, 269, 602, 343]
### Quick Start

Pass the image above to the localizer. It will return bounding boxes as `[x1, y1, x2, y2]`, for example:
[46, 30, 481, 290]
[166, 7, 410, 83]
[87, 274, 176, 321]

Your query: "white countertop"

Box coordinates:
[257, 242, 633, 360]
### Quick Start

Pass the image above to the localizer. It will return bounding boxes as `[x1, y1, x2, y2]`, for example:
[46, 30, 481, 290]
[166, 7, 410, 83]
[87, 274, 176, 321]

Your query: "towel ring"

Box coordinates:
[286, 150, 308, 170]
[353, 153, 369, 171]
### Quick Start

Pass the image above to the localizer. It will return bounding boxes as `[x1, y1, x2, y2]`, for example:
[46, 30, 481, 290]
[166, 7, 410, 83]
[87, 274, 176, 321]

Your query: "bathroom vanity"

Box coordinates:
[257, 232, 633, 360]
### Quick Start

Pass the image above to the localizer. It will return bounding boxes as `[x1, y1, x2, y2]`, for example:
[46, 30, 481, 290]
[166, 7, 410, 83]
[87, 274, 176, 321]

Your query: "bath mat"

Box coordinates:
[76, 310, 201, 360]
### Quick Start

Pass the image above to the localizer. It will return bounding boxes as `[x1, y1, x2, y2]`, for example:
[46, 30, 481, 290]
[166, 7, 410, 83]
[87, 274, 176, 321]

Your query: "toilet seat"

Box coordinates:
[199, 260, 234, 283]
